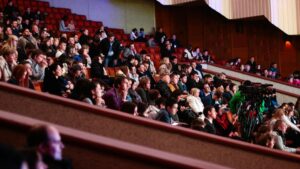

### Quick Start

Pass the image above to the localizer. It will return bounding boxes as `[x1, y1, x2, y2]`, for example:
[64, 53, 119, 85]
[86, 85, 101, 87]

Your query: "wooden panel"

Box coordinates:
[155, 2, 300, 76]
[0, 111, 229, 169]
[0, 82, 300, 169]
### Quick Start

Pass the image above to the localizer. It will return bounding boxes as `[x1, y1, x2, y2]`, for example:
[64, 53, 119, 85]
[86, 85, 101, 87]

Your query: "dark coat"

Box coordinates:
[99, 38, 121, 60]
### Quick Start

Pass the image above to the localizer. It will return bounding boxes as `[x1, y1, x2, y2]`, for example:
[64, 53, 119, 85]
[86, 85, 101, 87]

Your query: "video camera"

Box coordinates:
[239, 83, 276, 101]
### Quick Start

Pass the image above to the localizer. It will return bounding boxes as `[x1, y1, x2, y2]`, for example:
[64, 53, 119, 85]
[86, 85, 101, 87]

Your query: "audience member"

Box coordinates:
[0, 48, 17, 81]
[272, 120, 300, 153]
[100, 33, 121, 67]
[103, 76, 129, 110]
[203, 105, 217, 134]
[27, 124, 73, 169]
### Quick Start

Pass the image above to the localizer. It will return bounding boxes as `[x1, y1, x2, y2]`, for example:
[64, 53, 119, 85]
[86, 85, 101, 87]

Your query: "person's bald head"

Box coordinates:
[27, 125, 64, 160]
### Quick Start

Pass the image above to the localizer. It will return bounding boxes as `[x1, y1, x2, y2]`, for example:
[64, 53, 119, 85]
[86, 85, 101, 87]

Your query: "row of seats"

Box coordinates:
[0, 0, 49, 8]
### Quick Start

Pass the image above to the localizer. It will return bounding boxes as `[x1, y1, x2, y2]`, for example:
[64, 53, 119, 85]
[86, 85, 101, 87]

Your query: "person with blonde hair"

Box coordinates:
[272, 120, 300, 153]
[269, 108, 300, 133]
[187, 88, 205, 120]
[158, 57, 172, 75]
[1, 34, 18, 52]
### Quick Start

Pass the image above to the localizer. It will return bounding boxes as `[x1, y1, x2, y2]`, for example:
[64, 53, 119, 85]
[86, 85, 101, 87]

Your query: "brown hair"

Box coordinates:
[139, 76, 150, 89]
[272, 108, 285, 120]
[12, 65, 27, 80]
[2, 48, 16, 57]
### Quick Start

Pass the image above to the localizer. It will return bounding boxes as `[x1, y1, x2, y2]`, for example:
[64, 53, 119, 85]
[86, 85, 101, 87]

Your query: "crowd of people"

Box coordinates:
[0, 1, 300, 167]
[225, 56, 300, 86]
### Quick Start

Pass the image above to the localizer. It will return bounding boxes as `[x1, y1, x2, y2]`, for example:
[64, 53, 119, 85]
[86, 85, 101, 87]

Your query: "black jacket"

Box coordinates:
[99, 38, 121, 60]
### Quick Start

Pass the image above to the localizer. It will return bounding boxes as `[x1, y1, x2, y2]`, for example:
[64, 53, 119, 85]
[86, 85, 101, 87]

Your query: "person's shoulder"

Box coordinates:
[0, 56, 6, 66]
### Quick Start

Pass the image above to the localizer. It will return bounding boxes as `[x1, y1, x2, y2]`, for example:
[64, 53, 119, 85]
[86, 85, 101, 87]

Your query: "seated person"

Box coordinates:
[26, 124, 73, 169]
[67, 20, 76, 32]
[156, 98, 179, 124]
[59, 15, 71, 32]
[272, 120, 300, 153]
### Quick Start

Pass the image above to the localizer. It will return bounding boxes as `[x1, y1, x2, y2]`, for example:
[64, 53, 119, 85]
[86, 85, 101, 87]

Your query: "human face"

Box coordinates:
[232, 85, 238, 93]
[172, 75, 179, 84]
[54, 38, 59, 46]
[120, 78, 129, 91]
[46, 57, 54, 66]
[162, 75, 170, 84]
[210, 107, 217, 119]
[266, 138, 275, 149]
[74, 70, 82, 77]
[192, 62, 196, 69]
[32, 25, 39, 33]
[12, 38, 18, 47]
[168, 103, 178, 115]
[6, 53, 16, 63]
[181, 76, 187, 83]
[6, 27, 12, 35]
[68, 37, 75, 45]
[46, 127, 64, 160]
[193, 74, 200, 82]
[130, 44, 135, 50]
[54, 65, 62, 77]
[280, 122, 288, 134]
[12, 21, 17, 28]
[217, 85, 224, 93]
[204, 84, 211, 93]
[205, 77, 213, 84]
[109, 36, 115, 42]
[138, 65, 145, 73]
[93, 84, 103, 98]
[187, 66, 192, 74]
[74, 35, 79, 42]
[24, 63, 33, 76]
[84, 29, 89, 35]
[145, 80, 151, 90]
[35, 54, 44, 63]
[60, 43, 67, 51]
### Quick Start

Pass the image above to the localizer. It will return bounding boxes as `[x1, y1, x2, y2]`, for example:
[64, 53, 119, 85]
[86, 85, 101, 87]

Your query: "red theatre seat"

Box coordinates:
[30, 1, 38, 7]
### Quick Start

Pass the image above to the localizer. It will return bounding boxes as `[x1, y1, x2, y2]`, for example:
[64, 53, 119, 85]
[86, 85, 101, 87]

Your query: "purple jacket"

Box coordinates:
[103, 88, 123, 110]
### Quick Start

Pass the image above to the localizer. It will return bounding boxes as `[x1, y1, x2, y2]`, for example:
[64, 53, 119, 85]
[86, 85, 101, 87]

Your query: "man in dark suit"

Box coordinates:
[246, 56, 257, 73]
[100, 33, 121, 67]
[204, 105, 217, 134]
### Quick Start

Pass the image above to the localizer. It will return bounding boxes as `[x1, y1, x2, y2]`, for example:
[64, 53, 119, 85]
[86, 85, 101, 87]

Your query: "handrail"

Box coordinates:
[0, 110, 230, 169]
[203, 63, 300, 98]
[0, 81, 299, 165]
[203, 69, 300, 99]
[208, 63, 300, 90]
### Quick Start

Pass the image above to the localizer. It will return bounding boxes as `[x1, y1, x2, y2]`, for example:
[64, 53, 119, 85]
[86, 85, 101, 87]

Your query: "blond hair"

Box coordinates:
[190, 88, 200, 96]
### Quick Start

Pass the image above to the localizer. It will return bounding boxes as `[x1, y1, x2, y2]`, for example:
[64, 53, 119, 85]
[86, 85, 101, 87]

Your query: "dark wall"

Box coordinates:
[155, 2, 300, 76]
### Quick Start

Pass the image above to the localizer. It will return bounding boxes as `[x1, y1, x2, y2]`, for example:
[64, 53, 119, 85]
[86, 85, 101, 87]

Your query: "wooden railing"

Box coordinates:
[200, 63, 300, 104]
[0, 82, 299, 169]
[204, 63, 300, 94]
[0, 110, 229, 169]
